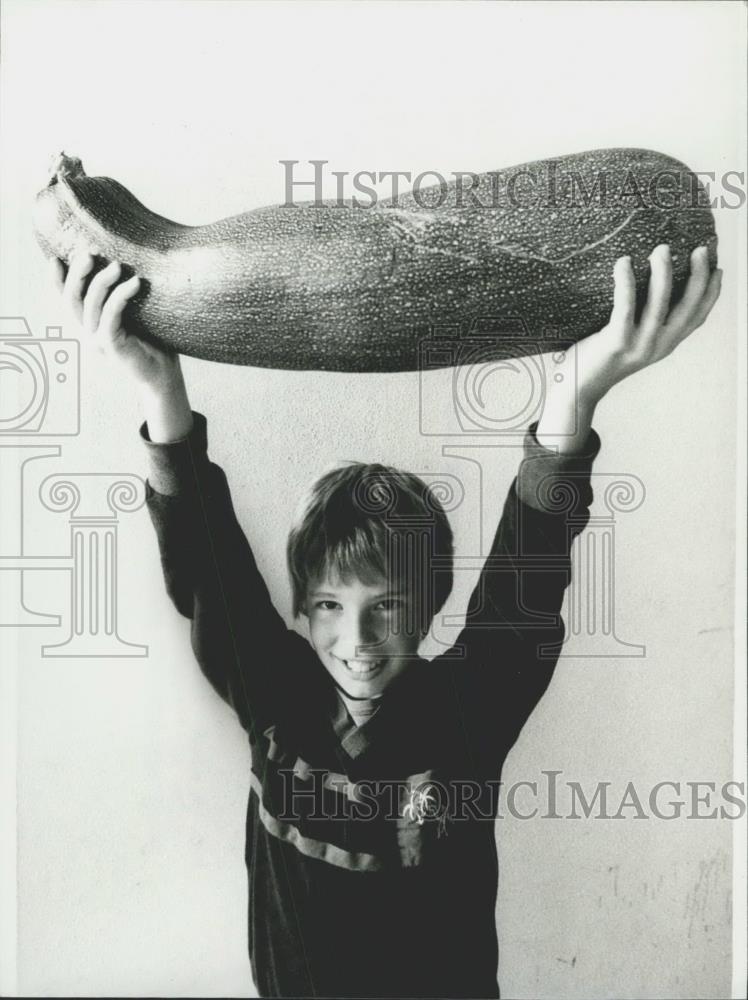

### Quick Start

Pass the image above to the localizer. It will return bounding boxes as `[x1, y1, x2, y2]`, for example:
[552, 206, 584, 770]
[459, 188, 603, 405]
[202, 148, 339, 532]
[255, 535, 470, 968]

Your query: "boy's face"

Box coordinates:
[305, 569, 424, 699]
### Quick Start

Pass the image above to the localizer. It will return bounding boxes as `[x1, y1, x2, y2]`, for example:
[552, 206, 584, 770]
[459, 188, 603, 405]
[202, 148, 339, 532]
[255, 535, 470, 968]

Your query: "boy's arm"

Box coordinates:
[142, 409, 308, 741]
[48, 249, 304, 741]
[436, 244, 722, 766]
[434, 408, 601, 759]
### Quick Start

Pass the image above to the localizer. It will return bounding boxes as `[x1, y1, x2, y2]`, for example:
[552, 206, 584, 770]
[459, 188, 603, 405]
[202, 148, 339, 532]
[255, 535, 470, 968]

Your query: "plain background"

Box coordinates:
[0, 1, 745, 997]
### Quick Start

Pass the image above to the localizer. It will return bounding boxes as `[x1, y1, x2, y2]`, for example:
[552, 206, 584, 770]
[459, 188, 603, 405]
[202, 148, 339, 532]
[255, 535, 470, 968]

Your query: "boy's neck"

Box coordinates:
[335, 685, 383, 727]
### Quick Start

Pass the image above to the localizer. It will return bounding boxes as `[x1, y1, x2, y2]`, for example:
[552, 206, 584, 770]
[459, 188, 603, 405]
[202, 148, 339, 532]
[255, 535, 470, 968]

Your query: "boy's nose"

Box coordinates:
[335, 615, 383, 657]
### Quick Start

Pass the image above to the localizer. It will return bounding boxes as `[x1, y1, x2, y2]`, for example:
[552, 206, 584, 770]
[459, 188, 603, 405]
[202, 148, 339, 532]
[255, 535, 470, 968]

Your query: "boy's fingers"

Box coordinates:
[62, 251, 96, 323]
[610, 256, 636, 334]
[678, 268, 722, 340]
[639, 244, 672, 336]
[98, 275, 140, 336]
[82, 261, 122, 336]
[663, 246, 711, 332]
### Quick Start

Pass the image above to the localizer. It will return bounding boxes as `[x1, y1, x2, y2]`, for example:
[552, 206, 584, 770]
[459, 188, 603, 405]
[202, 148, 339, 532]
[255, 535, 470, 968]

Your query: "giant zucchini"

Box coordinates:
[33, 148, 717, 372]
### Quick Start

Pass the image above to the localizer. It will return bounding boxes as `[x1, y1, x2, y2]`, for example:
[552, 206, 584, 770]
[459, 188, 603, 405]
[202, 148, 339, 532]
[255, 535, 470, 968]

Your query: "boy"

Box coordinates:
[51, 245, 721, 998]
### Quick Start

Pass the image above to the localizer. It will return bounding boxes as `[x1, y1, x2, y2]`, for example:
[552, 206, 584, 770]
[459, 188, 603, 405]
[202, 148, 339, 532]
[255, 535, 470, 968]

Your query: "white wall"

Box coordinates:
[0, 1, 744, 996]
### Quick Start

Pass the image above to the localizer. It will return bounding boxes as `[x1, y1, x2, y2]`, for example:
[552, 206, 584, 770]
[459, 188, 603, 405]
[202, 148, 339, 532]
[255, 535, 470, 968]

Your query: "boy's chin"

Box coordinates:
[334, 668, 390, 699]
[337, 676, 389, 699]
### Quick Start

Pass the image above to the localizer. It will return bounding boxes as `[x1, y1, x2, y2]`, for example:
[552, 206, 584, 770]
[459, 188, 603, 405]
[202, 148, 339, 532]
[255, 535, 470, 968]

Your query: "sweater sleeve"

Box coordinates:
[433, 419, 602, 768]
[141, 411, 306, 741]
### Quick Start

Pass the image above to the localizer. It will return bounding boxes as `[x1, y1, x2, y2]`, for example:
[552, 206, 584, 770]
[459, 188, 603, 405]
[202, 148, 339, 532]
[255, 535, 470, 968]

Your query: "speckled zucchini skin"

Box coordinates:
[33, 149, 717, 372]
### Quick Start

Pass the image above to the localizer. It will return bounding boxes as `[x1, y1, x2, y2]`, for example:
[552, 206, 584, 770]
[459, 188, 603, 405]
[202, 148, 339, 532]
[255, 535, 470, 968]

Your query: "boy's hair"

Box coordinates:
[287, 461, 454, 635]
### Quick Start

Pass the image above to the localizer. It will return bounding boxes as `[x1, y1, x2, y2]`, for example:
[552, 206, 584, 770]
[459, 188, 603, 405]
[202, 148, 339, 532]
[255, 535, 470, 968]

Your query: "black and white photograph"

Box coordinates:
[0, 1, 745, 997]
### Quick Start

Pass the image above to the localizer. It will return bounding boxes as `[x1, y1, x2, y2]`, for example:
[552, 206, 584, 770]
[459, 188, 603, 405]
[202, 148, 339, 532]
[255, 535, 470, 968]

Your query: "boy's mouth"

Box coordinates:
[340, 658, 386, 679]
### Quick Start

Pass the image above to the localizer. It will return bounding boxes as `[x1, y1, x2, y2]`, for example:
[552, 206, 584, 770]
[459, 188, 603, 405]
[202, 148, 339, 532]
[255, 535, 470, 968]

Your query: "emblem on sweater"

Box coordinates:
[403, 784, 437, 825]
[402, 782, 449, 838]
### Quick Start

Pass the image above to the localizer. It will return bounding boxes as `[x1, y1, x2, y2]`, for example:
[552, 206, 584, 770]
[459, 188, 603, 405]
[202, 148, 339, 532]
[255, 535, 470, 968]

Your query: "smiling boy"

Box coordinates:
[286, 459, 455, 721]
[305, 565, 421, 691]
[51, 244, 720, 998]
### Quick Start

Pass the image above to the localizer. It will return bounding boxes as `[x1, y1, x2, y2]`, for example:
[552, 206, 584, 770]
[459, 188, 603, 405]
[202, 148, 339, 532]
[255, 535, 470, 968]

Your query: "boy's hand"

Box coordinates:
[569, 244, 723, 404]
[49, 250, 183, 395]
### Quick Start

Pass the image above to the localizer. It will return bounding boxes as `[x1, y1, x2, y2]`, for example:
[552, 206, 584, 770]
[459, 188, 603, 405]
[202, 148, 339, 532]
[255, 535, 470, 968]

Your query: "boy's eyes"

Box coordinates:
[313, 598, 404, 612]
[376, 598, 404, 612]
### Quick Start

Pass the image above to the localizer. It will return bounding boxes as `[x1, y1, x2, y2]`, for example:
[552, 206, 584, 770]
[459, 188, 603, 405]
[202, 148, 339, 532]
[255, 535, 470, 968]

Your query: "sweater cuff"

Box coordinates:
[517, 419, 602, 513]
[139, 410, 209, 496]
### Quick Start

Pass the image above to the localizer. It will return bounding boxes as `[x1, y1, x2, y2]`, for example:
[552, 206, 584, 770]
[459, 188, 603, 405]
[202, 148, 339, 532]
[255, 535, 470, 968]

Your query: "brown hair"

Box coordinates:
[286, 461, 454, 635]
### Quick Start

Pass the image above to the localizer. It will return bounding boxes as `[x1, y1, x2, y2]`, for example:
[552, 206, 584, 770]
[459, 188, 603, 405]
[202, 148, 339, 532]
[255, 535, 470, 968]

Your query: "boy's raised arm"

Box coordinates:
[141, 407, 304, 739]
[49, 250, 305, 741]
[435, 245, 722, 765]
[433, 410, 602, 765]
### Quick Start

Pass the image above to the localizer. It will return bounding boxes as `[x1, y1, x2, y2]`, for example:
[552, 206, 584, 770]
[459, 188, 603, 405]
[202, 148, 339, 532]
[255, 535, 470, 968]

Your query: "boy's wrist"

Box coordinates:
[140, 411, 208, 495]
[137, 357, 186, 399]
[536, 384, 599, 455]
[138, 372, 194, 444]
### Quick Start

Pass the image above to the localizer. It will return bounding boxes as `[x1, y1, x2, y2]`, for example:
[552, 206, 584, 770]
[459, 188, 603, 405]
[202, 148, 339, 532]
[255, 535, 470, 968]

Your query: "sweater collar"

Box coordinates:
[327, 657, 428, 763]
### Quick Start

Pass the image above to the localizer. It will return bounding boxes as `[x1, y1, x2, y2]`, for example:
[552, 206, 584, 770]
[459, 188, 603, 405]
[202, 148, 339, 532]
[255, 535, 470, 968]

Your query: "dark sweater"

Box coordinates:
[142, 412, 601, 999]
